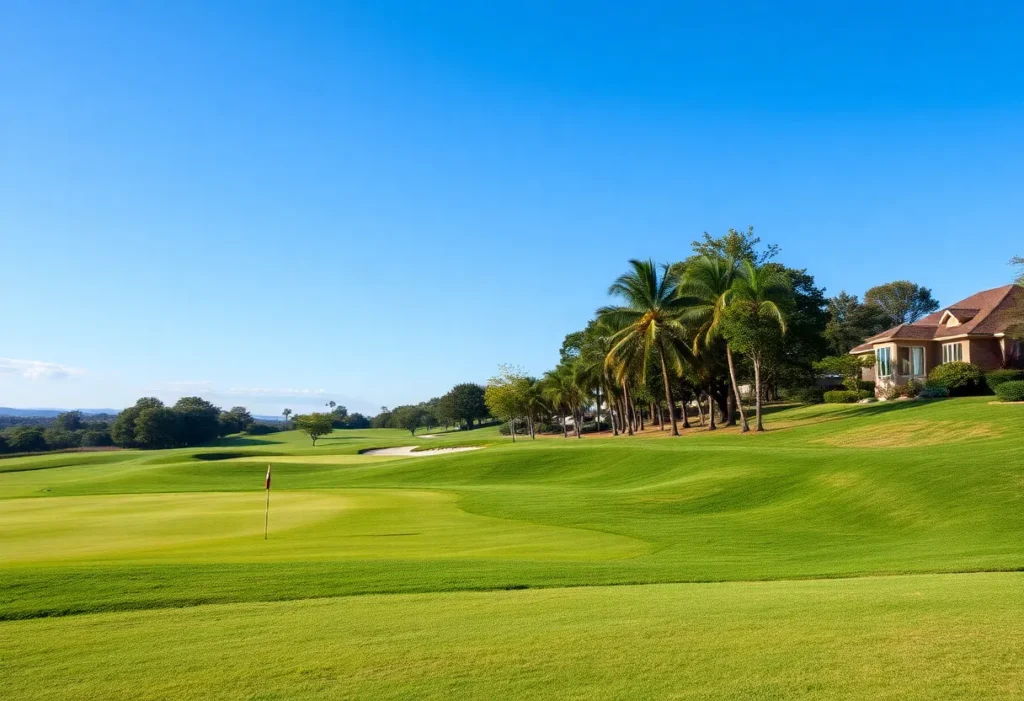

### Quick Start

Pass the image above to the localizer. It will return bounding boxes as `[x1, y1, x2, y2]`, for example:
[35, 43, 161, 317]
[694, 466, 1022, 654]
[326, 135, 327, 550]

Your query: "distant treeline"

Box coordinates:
[0, 399, 281, 456]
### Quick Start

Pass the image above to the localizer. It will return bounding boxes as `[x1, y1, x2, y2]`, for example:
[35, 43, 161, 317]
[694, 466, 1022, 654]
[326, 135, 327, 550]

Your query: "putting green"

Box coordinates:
[0, 489, 648, 565]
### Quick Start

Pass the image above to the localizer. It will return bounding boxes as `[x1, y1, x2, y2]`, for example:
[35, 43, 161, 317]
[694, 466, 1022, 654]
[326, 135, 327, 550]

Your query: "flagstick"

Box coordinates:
[264, 464, 271, 540]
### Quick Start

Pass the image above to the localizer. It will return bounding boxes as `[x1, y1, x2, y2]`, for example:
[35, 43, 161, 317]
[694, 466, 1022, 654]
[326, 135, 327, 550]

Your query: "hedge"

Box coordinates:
[927, 362, 986, 396]
[995, 380, 1024, 402]
[824, 389, 872, 404]
[985, 369, 1024, 393]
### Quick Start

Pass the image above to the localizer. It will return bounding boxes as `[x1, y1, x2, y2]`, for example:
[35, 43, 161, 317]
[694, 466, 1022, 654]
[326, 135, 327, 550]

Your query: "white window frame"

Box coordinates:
[897, 345, 926, 377]
[876, 347, 892, 378]
[942, 342, 963, 364]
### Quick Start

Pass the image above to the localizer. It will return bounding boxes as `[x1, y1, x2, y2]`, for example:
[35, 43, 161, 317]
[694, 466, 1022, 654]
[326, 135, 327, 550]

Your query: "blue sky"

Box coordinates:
[2, 1, 1023, 415]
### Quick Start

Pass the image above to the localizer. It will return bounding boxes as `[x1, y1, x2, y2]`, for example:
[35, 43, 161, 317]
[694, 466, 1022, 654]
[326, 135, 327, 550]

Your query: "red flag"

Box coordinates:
[265, 465, 272, 490]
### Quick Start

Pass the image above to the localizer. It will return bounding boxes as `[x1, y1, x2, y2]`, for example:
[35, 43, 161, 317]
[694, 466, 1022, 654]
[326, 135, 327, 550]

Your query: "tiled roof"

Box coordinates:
[851, 284, 1023, 353]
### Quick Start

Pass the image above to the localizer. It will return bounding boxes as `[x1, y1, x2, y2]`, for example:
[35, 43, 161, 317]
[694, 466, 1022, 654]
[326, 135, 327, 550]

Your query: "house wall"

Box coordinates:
[969, 339, 1005, 371]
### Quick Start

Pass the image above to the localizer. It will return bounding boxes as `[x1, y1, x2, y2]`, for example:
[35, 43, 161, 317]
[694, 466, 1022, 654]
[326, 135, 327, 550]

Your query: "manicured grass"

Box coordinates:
[3, 573, 1023, 700]
[2, 397, 1023, 697]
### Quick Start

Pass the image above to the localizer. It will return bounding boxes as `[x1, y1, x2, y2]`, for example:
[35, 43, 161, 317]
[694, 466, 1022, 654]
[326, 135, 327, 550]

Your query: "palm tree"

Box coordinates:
[727, 260, 790, 431]
[597, 259, 688, 436]
[677, 255, 750, 432]
[326, 400, 336, 412]
[542, 365, 580, 438]
[282, 408, 292, 426]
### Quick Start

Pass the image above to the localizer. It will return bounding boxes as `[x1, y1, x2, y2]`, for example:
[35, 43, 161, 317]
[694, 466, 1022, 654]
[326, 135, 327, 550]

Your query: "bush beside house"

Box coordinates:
[985, 369, 1024, 393]
[995, 381, 1024, 402]
[927, 362, 986, 396]
[824, 389, 873, 404]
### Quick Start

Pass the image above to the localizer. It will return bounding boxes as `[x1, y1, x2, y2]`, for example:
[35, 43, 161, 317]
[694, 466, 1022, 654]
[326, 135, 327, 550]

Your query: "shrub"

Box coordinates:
[918, 384, 950, 399]
[786, 386, 825, 404]
[927, 362, 985, 396]
[995, 380, 1024, 402]
[885, 382, 922, 400]
[985, 369, 1024, 393]
[824, 390, 869, 404]
[245, 423, 280, 436]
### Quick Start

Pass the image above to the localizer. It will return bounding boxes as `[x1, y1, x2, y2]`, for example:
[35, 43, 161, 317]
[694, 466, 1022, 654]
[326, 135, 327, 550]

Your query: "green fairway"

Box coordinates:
[4, 573, 1023, 700]
[3, 397, 1024, 698]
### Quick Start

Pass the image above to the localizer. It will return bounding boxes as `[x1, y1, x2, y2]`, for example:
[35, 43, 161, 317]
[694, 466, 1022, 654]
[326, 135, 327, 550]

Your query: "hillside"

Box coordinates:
[2, 398, 1023, 698]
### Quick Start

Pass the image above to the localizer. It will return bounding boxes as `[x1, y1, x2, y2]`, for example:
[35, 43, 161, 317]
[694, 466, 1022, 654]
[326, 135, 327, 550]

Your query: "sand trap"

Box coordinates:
[361, 446, 482, 457]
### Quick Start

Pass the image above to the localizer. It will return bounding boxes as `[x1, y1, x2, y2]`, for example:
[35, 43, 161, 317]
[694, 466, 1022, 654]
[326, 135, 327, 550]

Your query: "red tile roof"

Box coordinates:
[851, 284, 1023, 353]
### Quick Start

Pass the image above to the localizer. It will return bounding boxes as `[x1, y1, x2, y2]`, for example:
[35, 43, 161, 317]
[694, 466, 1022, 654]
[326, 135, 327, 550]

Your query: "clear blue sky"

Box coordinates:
[2, 1, 1023, 415]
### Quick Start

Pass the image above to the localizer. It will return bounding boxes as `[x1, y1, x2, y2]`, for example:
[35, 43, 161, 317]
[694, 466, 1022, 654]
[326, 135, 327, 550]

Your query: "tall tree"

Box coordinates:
[721, 261, 792, 432]
[439, 383, 489, 430]
[678, 256, 750, 432]
[542, 364, 581, 438]
[391, 405, 426, 436]
[484, 365, 529, 442]
[173, 397, 222, 446]
[691, 226, 779, 265]
[824, 292, 889, 354]
[597, 259, 688, 436]
[864, 281, 939, 327]
[293, 413, 334, 446]
[282, 408, 292, 426]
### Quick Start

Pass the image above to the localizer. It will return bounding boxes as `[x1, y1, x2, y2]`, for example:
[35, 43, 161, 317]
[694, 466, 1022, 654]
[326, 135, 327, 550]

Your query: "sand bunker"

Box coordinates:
[360, 446, 483, 457]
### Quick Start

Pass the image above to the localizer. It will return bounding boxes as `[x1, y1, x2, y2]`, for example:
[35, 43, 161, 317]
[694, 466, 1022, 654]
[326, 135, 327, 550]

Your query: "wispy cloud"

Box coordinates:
[0, 358, 85, 380]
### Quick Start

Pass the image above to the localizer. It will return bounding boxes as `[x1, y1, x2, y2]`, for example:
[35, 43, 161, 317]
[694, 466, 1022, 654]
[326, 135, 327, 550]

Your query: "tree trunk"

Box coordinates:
[611, 396, 620, 436]
[622, 382, 634, 436]
[562, 413, 568, 438]
[708, 393, 717, 430]
[528, 413, 535, 440]
[696, 395, 705, 427]
[657, 344, 680, 436]
[510, 417, 516, 442]
[726, 345, 749, 432]
[754, 357, 765, 432]
[656, 402, 664, 430]
[595, 386, 602, 432]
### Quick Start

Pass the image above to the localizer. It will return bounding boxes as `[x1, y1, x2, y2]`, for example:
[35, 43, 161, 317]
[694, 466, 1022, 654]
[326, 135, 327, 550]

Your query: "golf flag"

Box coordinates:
[264, 465, 272, 540]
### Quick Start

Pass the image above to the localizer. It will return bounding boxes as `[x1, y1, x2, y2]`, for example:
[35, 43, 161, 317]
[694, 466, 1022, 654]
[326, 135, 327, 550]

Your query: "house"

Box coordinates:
[850, 284, 1024, 396]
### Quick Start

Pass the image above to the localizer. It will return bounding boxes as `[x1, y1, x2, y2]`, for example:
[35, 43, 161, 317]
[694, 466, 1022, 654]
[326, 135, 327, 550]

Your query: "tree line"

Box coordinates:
[483, 228, 941, 438]
[290, 383, 493, 444]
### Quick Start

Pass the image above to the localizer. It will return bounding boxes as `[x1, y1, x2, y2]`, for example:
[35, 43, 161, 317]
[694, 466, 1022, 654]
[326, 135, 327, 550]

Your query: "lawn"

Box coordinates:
[2, 397, 1023, 698]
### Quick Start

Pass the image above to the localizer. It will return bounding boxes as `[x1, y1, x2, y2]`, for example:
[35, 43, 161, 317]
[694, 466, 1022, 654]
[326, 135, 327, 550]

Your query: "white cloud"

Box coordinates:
[0, 358, 85, 380]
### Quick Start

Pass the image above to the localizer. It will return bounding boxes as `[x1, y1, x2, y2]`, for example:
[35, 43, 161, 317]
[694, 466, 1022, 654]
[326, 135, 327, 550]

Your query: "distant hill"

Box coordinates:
[0, 408, 120, 418]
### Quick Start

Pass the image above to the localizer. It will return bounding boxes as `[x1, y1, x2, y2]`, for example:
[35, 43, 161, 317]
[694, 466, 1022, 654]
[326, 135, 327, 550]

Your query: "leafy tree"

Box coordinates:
[691, 227, 778, 265]
[370, 407, 393, 429]
[219, 406, 254, 435]
[439, 383, 489, 430]
[485, 365, 529, 442]
[720, 261, 792, 432]
[293, 412, 334, 446]
[135, 406, 182, 449]
[758, 267, 829, 395]
[173, 397, 222, 446]
[111, 397, 165, 447]
[559, 330, 587, 362]
[598, 259, 688, 436]
[391, 405, 427, 435]
[80, 429, 114, 447]
[282, 408, 292, 426]
[4, 425, 47, 453]
[824, 292, 889, 354]
[0, 434, 7, 453]
[864, 281, 939, 327]
[341, 412, 371, 429]
[42, 427, 80, 450]
[54, 411, 84, 432]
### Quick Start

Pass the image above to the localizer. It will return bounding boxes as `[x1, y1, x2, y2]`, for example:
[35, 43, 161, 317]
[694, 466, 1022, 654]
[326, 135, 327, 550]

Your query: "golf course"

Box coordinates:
[2, 397, 1023, 699]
